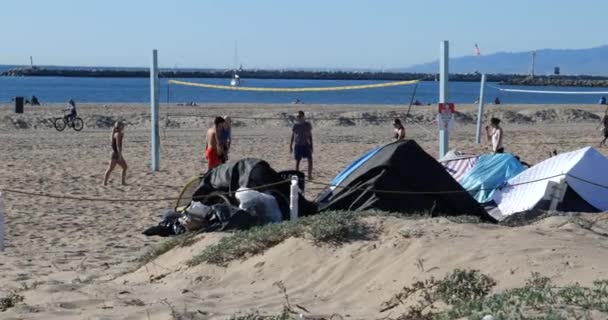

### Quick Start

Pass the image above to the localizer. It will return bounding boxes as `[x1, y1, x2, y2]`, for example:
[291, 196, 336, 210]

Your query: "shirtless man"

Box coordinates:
[598, 110, 608, 147]
[206, 117, 225, 171]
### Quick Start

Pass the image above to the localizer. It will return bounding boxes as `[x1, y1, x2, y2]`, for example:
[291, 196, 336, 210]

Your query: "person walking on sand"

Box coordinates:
[598, 110, 608, 147]
[485, 117, 504, 153]
[393, 118, 405, 140]
[290, 110, 313, 179]
[206, 117, 225, 171]
[103, 121, 128, 185]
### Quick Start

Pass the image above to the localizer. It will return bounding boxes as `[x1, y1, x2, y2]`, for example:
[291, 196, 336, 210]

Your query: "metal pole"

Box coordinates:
[289, 176, 299, 221]
[475, 74, 487, 144]
[151, 50, 160, 171]
[0, 192, 5, 252]
[439, 41, 449, 158]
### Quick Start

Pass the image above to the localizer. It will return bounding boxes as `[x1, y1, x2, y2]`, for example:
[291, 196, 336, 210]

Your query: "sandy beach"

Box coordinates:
[1, 102, 608, 319]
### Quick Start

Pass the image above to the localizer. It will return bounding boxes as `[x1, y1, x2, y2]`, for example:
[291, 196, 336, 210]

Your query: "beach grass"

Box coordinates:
[187, 211, 375, 267]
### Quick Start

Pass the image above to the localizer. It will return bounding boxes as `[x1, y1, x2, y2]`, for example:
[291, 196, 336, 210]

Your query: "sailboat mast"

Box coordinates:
[233, 41, 238, 71]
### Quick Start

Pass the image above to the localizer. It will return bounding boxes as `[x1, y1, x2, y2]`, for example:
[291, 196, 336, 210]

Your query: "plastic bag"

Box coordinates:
[234, 188, 282, 222]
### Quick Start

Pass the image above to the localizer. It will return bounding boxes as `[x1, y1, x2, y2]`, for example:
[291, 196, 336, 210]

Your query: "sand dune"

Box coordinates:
[1, 103, 608, 319]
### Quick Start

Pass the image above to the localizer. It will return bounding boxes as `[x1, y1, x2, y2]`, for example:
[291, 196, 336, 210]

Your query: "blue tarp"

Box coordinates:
[329, 146, 383, 186]
[460, 153, 526, 203]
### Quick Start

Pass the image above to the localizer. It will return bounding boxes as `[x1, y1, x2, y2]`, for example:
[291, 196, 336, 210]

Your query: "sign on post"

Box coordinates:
[437, 103, 455, 131]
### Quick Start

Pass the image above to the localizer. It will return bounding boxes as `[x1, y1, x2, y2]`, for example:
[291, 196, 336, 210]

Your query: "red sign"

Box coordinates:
[438, 103, 455, 113]
[437, 103, 455, 131]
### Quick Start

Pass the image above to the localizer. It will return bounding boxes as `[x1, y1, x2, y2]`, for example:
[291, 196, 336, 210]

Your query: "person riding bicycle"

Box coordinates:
[65, 99, 77, 123]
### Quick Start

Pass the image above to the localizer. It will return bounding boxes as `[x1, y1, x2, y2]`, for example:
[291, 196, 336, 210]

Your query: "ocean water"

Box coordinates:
[1, 76, 607, 105]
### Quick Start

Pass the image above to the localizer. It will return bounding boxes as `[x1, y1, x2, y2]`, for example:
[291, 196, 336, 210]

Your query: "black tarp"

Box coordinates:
[192, 158, 317, 220]
[318, 140, 495, 222]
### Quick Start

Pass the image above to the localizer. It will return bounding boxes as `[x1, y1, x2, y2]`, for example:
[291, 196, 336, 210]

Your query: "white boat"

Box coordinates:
[230, 73, 240, 86]
[229, 41, 241, 86]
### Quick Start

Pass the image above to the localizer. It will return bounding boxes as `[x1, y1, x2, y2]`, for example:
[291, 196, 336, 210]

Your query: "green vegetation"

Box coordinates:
[381, 269, 608, 320]
[0, 291, 24, 312]
[188, 211, 375, 266]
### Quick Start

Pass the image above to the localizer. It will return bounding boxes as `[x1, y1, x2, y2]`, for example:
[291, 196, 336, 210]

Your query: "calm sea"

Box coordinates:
[1, 75, 607, 105]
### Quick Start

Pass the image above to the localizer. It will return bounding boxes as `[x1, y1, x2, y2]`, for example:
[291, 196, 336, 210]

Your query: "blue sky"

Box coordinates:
[2, 0, 606, 69]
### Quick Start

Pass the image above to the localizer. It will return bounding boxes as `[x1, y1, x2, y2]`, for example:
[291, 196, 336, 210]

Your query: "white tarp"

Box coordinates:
[492, 147, 608, 219]
[234, 188, 282, 223]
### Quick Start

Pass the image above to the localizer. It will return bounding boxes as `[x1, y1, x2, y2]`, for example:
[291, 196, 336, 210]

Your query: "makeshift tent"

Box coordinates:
[439, 150, 479, 182]
[318, 140, 494, 221]
[459, 153, 526, 203]
[492, 147, 608, 220]
[191, 158, 317, 220]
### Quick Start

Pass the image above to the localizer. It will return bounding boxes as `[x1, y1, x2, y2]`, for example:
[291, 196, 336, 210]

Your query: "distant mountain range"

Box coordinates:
[400, 45, 608, 76]
[3, 45, 607, 76]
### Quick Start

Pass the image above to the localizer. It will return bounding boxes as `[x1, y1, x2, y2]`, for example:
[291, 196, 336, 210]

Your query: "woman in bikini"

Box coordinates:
[393, 118, 405, 140]
[103, 121, 128, 185]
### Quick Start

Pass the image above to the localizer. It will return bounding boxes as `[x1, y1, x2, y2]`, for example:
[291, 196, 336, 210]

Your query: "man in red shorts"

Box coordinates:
[206, 117, 225, 171]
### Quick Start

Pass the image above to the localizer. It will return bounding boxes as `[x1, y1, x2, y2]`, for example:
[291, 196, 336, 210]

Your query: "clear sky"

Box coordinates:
[2, 0, 606, 69]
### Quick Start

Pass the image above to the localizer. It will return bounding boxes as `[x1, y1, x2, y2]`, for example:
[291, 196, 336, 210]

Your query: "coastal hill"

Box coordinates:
[402, 45, 608, 76]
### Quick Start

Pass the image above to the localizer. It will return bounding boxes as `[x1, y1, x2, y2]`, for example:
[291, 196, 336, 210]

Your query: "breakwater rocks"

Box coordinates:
[0, 67, 466, 80]
[4, 67, 608, 87]
[500, 76, 608, 87]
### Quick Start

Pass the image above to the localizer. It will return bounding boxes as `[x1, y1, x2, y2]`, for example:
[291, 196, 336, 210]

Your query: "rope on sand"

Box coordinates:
[0, 180, 290, 202]
[2, 172, 606, 203]
[308, 173, 608, 195]
[168, 79, 420, 92]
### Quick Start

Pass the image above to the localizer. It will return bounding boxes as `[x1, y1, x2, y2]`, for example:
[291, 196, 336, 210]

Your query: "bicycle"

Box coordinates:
[54, 111, 84, 132]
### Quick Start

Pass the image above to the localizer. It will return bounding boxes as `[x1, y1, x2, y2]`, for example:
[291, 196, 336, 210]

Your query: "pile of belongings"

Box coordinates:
[144, 159, 317, 236]
[317, 140, 495, 222]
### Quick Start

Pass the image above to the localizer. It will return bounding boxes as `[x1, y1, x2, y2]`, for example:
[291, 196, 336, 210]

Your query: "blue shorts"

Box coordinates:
[294, 145, 311, 161]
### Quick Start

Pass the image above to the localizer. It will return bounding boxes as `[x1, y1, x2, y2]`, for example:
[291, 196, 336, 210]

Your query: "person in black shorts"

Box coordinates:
[289, 110, 313, 179]
[598, 109, 608, 147]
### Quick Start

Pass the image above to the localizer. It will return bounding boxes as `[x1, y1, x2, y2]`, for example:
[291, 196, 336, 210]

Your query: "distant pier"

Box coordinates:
[2, 67, 608, 87]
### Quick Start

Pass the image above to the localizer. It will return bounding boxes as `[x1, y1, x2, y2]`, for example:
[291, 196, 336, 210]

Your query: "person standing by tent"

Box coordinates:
[103, 121, 128, 185]
[485, 117, 504, 153]
[206, 117, 225, 171]
[598, 110, 608, 147]
[218, 116, 232, 163]
[393, 118, 405, 140]
[290, 110, 313, 179]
